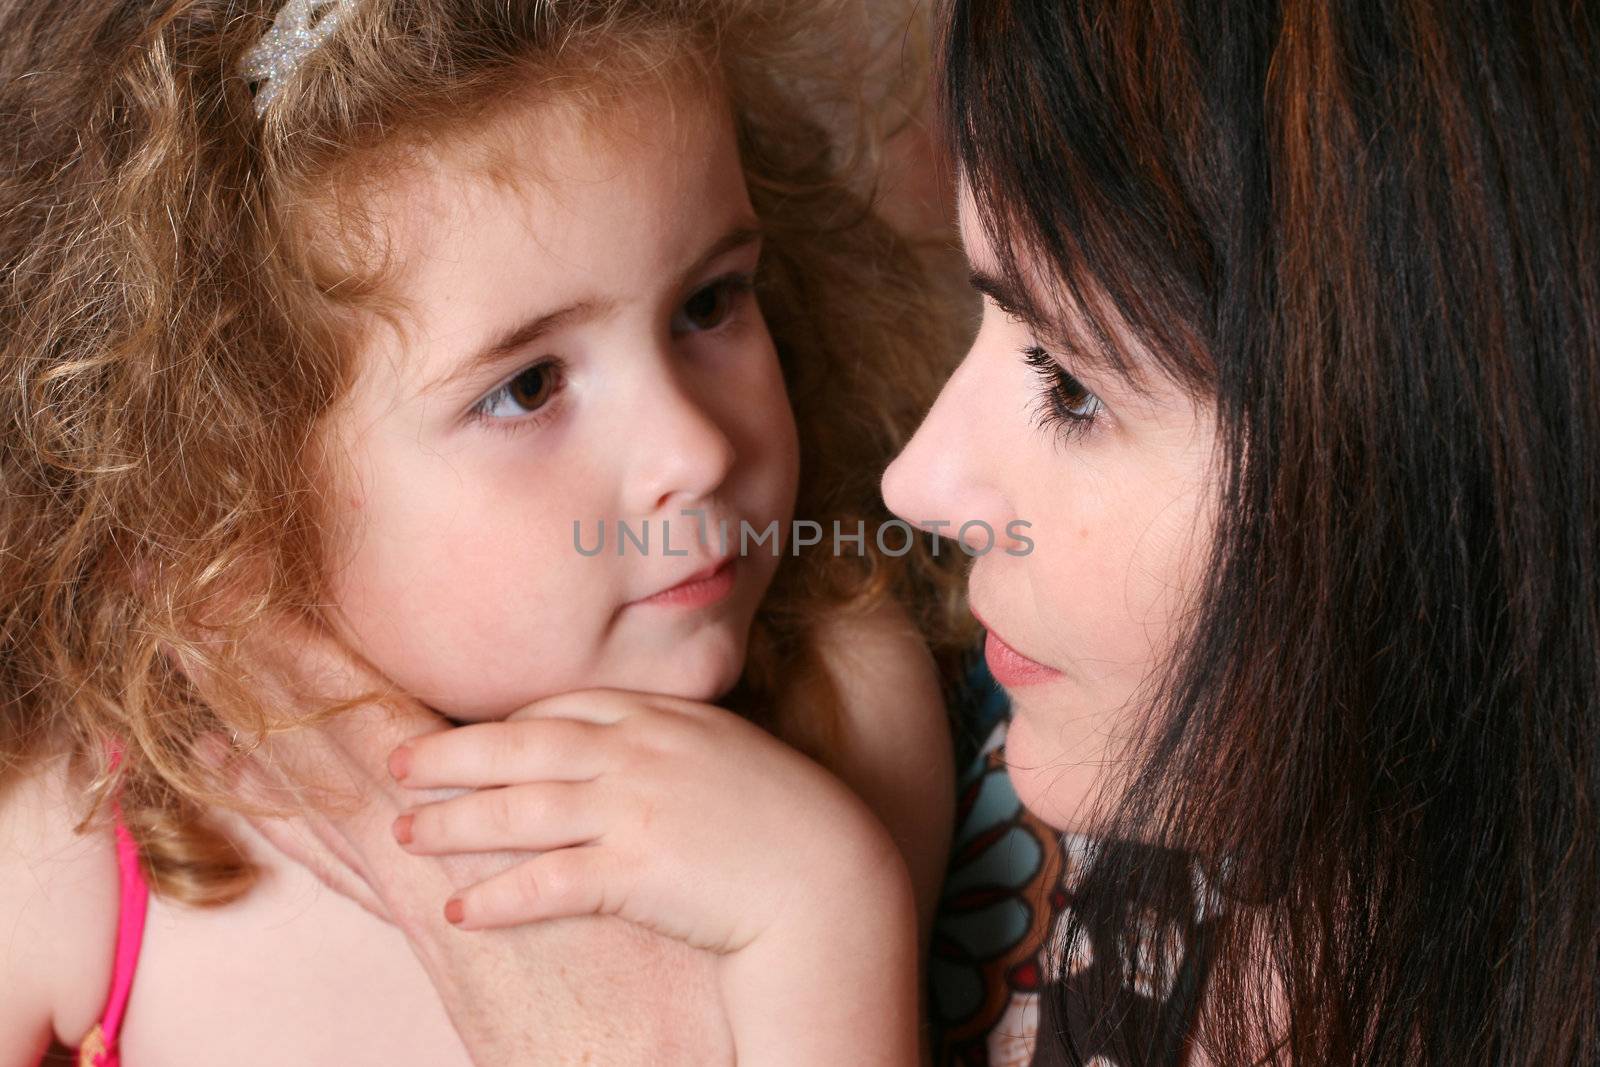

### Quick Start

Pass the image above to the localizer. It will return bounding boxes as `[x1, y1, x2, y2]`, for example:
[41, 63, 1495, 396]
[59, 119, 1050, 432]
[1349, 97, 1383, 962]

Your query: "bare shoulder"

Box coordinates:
[810, 596, 955, 936]
[0, 755, 121, 1059]
[811, 596, 947, 721]
[809, 596, 954, 812]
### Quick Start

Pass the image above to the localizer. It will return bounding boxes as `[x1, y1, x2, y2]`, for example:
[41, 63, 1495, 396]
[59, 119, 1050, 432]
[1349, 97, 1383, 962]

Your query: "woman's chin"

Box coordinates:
[1000, 702, 1103, 833]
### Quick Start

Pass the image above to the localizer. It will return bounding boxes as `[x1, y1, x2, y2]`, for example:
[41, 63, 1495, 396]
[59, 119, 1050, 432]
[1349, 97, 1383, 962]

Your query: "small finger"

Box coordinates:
[397, 782, 604, 855]
[446, 847, 628, 930]
[393, 719, 609, 789]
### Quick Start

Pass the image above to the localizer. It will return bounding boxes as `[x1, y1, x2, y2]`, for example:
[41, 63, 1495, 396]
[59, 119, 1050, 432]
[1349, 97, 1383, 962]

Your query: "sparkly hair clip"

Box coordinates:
[239, 0, 357, 116]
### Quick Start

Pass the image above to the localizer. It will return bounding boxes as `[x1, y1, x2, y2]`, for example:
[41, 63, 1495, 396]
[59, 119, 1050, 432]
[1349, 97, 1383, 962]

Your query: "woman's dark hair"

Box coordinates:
[942, 1, 1599, 1064]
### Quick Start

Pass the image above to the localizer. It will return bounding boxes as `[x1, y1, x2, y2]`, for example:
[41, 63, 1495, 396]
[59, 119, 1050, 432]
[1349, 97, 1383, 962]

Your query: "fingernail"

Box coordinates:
[389, 744, 412, 782]
[392, 813, 413, 845]
[444, 898, 465, 925]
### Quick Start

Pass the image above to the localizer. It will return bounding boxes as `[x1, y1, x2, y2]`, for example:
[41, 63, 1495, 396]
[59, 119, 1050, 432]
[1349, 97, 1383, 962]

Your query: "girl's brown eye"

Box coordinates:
[507, 363, 556, 411]
[681, 283, 732, 331]
[469, 358, 566, 428]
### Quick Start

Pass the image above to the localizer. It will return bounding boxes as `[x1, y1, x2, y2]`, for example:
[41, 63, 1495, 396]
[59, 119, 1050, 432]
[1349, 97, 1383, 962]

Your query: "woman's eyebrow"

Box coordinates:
[968, 268, 1045, 325]
[971, 267, 1105, 364]
[969, 266, 1128, 381]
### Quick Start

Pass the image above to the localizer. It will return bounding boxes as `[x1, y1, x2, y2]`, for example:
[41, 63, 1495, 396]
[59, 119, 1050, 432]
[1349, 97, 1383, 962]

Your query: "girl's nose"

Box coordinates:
[623, 368, 738, 517]
[881, 349, 1016, 555]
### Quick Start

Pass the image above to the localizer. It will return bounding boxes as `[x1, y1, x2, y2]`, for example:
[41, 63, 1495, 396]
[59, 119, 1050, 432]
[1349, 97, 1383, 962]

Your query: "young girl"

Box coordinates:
[0, 0, 976, 1062]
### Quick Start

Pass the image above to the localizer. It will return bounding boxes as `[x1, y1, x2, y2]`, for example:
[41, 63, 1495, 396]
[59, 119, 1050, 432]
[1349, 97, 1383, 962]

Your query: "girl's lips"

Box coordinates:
[630, 557, 738, 609]
[973, 609, 1066, 687]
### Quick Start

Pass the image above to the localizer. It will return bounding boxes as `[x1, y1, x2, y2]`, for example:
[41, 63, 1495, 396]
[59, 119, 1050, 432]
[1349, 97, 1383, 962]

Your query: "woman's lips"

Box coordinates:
[629, 557, 738, 609]
[973, 608, 1066, 687]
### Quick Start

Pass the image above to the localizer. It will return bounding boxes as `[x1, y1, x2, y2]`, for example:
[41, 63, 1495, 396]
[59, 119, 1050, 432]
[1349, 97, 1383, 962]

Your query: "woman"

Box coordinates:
[204, 0, 1600, 1063]
[902, 1, 1599, 1063]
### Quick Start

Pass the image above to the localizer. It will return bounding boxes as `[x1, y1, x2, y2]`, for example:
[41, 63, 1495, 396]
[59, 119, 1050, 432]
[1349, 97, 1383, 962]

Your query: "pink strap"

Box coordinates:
[101, 806, 148, 1046]
[83, 746, 149, 1066]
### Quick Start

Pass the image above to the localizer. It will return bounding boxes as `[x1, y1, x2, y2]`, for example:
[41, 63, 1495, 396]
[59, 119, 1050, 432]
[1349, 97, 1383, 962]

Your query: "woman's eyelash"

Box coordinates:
[1022, 345, 1103, 441]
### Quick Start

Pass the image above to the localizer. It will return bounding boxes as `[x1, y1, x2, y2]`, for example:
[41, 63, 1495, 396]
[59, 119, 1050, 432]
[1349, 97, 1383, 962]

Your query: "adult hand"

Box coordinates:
[186, 619, 467, 922]
[181, 619, 733, 1066]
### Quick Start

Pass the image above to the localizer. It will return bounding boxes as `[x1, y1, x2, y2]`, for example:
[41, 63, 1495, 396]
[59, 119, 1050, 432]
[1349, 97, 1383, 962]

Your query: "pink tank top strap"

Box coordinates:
[76, 750, 150, 1067]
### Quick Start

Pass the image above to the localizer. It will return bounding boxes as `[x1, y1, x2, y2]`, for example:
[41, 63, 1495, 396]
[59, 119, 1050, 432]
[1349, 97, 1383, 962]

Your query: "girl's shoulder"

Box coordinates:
[809, 596, 955, 933]
[811, 595, 950, 768]
[0, 754, 122, 1057]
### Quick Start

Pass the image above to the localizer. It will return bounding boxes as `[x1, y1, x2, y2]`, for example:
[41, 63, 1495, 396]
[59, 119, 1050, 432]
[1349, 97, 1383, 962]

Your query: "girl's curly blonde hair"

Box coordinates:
[0, 0, 975, 905]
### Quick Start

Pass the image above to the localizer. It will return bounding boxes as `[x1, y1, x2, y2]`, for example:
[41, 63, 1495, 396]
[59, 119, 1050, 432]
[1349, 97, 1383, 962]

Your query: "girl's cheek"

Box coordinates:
[736, 349, 798, 474]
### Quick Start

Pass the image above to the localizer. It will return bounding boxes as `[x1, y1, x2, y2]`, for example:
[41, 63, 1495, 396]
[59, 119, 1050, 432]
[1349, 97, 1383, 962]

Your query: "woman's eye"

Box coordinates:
[472, 359, 563, 422]
[672, 274, 753, 334]
[1022, 346, 1104, 438]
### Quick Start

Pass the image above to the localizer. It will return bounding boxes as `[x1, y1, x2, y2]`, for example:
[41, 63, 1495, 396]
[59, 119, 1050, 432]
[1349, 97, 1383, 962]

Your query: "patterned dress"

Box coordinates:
[930, 657, 1225, 1067]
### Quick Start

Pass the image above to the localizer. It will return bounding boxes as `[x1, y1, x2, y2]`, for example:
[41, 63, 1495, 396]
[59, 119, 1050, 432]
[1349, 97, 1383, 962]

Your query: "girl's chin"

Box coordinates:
[432, 649, 748, 722]
[631, 623, 753, 700]
[641, 649, 748, 704]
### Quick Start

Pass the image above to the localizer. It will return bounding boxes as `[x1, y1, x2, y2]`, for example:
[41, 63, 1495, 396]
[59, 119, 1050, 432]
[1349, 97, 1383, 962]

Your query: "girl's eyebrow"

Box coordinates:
[433, 295, 619, 397]
[689, 222, 763, 278]
[421, 221, 764, 400]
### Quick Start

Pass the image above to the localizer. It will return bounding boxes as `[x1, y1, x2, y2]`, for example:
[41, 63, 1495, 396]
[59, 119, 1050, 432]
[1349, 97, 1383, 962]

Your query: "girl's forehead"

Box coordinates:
[397, 65, 727, 193]
[349, 74, 734, 263]
[325, 77, 752, 393]
[310, 74, 737, 324]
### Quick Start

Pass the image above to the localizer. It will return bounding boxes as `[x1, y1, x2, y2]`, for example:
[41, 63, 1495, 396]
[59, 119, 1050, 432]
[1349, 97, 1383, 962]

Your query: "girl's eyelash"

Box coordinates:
[713, 270, 756, 300]
[461, 273, 757, 437]
[466, 358, 567, 437]
[672, 271, 757, 335]
[1022, 345, 1104, 441]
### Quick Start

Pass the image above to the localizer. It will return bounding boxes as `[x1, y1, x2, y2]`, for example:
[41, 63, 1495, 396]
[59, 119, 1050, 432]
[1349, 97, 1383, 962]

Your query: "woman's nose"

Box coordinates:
[622, 367, 738, 517]
[881, 349, 1015, 555]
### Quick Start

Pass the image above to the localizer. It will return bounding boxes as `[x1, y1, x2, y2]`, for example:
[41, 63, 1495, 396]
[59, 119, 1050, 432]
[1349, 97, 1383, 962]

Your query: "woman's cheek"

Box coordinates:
[993, 485, 1182, 824]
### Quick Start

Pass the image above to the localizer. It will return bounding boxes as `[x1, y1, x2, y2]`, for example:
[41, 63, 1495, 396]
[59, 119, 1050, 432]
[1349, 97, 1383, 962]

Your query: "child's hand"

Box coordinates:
[390, 688, 902, 946]
[389, 688, 922, 1064]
